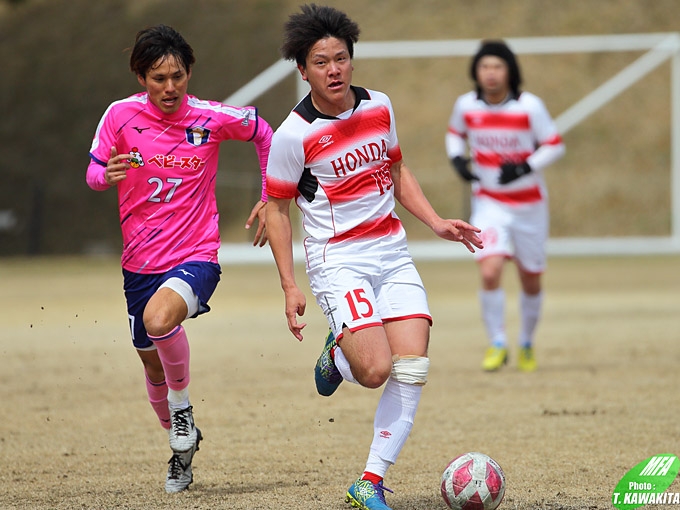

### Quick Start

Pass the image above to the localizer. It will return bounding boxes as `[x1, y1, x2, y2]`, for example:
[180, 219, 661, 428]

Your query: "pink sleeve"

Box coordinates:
[252, 116, 273, 202]
[86, 158, 110, 191]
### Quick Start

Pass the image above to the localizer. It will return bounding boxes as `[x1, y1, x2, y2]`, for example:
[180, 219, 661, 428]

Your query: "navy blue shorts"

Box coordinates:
[123, 261, 221, 349]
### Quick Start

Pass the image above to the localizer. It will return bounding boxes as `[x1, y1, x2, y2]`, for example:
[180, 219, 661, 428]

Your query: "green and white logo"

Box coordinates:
[612, 453, 679, 509]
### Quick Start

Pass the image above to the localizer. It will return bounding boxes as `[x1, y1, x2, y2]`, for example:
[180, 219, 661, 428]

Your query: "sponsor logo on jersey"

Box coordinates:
[241, 109, 252, 126]
[469, 115, 484, 126]
[186, 126, 211, 147]
[132, 126, 150, 134]
[330, 140, 388, 177]
[318, 134, 334, 148]
[148, 154, 205, 170]
[471, 133, 522, 151]
[129, 147, 144, 168]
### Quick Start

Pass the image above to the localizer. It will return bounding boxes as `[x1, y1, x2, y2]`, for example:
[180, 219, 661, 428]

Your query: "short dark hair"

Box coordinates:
[470, 39, 522, 98]
[280, 3, 360, 67]
[129, 24, 195, 77]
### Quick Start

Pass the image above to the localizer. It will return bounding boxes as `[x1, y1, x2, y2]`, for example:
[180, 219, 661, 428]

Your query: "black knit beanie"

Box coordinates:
[470, 40, 522, 98]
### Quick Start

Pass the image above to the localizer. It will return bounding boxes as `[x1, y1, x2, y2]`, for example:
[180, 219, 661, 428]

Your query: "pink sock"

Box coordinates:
[150, 325, 190, 392]
[145, 374, 170, 430]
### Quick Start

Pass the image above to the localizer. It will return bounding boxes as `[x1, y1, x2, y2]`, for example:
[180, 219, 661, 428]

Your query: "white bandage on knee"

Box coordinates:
[391, 355, 430, 385]
[159, 277, 199, 319]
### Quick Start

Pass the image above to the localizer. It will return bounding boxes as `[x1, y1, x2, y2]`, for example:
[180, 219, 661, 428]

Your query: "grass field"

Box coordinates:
[2, 254, 679, 509]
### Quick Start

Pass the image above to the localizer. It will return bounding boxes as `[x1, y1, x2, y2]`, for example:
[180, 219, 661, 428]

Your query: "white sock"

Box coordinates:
[167, 387, 190, 410]
[334, 346, 358, 384]
[364, 378, 422, 477]
[519, 291, 543, 347]
[480, 288, 506, 347]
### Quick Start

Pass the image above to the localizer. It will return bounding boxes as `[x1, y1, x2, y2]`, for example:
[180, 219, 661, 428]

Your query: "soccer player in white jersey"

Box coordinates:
[86, 25, 273, 493]
[445, 40, 565, 372]
[266, 5, 483, 510]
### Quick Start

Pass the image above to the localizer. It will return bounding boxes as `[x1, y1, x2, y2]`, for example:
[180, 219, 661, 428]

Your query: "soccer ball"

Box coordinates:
[440, 452, 506, 510]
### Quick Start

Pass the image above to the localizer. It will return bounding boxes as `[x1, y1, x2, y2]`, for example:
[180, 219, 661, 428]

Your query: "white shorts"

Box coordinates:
[307, 246, 431, 341]
[470, 196, 549, 273]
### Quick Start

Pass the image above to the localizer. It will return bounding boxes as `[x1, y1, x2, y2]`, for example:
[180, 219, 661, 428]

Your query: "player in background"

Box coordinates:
[86, 24, 272, 493]
[445, 40, 565, 372]
[266, 5, 483, 510]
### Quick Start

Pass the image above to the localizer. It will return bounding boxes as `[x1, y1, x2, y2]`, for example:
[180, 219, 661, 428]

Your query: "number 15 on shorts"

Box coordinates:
[345, 288, 375, 320]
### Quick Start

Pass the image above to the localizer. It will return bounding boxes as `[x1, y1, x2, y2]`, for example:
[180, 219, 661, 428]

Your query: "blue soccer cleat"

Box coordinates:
[346, 478, 394, 510]
[314, 329, 343, 396]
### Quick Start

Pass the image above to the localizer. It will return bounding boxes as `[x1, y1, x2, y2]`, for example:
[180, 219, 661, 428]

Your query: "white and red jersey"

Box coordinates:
[87, 92, 271, 273]
[446, 90, 565, 206]
[267, 87, 407, 264]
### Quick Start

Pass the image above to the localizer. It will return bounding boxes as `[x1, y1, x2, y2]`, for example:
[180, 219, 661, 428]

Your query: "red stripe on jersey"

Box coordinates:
[476, 151, 532, 167]
[303, 106, 392, 166]
[464, 111, 530, 130]
[475, 186, 543, 204]
[330, 214, 402, 243]
[543, 133, 563, 145]
[387, 145, 403, 164]
[447, 126, 468, 139]
[266, 175, 299, 199]
[323, 167, 387, 202]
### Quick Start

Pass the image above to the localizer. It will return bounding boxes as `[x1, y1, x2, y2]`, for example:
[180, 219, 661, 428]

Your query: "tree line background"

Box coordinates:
[1, 0, 676, 256]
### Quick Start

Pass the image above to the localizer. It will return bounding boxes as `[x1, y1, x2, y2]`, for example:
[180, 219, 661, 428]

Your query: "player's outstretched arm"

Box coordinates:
[430, 218, 483, 253]
[245, 117, 274, 247]
[245, 200, 268, 247]
[392, 160, 483, 253]
[265, 196, 307, 341]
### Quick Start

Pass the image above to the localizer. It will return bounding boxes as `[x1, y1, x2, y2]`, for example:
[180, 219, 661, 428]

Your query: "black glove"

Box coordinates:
[499, 161, 532, 184]
[451, 156, 479, 182]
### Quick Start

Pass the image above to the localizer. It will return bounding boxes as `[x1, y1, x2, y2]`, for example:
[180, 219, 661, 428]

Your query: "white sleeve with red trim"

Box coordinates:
[524, 93, 565, 172]
[266, 114, 307, 200]
[445, 93, 470, 159]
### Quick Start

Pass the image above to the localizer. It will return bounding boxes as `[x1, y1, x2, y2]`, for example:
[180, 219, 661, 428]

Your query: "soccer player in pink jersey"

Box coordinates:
[86, 24, 273, 493]
[445, 40, 566, 373]
[265, 5, 483, 509]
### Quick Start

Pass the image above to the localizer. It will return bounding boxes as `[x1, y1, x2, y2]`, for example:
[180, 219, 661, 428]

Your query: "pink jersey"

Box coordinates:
[266, 87, 406, 264]
[87, 93, 271, 273]
[446, 91, 564, 206]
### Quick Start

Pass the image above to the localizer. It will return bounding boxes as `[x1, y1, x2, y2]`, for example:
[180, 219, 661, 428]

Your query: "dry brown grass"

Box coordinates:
[2, 254, 679, 508]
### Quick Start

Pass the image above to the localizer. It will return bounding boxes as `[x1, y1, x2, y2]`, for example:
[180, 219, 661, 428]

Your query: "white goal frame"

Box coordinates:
[219, 33, 680, 264]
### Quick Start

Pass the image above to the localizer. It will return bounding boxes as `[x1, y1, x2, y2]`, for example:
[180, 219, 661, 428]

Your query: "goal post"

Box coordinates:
[219, 33, 680, 264]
